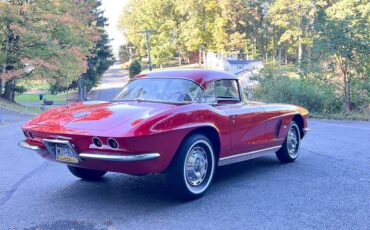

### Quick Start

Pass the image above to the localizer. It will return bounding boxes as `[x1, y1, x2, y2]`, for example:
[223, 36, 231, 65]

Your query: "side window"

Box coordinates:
[201, 82, 216, 104]
[214, 80, 240, 101]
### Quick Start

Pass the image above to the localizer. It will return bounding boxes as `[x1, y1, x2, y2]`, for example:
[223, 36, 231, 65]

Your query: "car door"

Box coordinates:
[213, 79, 267, 156]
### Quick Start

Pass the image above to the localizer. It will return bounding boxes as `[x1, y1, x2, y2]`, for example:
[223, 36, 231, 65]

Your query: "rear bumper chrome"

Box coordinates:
[79, 152, 160, 162]
[18, 140, 160, 162]
[18, 140, 42, 151]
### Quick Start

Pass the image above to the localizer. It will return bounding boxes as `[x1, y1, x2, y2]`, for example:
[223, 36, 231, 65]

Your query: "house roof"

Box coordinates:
[135, 69, 237, 89]
[226, 59, 262, 65]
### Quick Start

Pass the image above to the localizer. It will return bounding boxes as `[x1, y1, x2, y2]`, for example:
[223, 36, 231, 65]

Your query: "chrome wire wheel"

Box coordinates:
[183, 140, 215, 194]
[287, 124, 300, 158]
[185, 146, 208, 186]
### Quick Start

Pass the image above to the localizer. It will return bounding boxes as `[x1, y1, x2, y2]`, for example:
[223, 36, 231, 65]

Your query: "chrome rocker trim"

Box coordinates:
[218, 146, 281, 166]
[79, 152, 160, 162]
[18, 140, 42, 151]
[303, 128, 310, 132]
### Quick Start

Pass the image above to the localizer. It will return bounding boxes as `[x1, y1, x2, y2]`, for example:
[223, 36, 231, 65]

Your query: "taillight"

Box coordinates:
[92, 137, 103, 147]
[108, 138, 119, 149]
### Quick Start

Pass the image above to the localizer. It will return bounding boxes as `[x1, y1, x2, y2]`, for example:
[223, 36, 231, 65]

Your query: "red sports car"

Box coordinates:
[19, 69, 309, 199]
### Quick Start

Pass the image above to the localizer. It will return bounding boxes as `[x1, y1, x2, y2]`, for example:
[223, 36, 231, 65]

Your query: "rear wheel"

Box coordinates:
[166, 134, 215, 200]
[67, 165, 107, 181]
[276, 121, 301, 163]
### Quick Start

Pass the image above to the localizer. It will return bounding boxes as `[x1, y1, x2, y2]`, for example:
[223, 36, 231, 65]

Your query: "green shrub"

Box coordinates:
[252, 70, 342, 114]
[129, 59, 142, 78]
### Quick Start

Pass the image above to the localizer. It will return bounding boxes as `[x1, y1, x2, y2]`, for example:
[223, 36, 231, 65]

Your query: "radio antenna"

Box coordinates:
[66, 78, 69, 108]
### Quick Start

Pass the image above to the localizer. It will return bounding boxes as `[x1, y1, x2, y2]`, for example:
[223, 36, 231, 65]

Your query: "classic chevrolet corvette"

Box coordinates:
[19, 69, 309, 199]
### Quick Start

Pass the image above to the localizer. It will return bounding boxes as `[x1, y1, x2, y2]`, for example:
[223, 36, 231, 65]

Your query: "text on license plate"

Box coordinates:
[55, 144, 79, 163]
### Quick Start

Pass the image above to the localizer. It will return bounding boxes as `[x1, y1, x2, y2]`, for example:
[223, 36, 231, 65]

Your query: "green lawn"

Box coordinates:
[15, 91, 75, 104]
[17, 79, 50, 91]
[0, 97, 42, 115]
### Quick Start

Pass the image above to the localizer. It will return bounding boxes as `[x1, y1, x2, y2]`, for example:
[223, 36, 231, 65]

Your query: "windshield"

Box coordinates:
[114, 78, 203, 104]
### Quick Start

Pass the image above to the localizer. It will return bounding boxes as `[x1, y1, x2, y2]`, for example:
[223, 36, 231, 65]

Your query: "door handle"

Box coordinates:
[230, 114, 237, 124]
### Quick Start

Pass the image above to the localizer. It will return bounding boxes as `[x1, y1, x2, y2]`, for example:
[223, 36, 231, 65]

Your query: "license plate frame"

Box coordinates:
[43, 139, 80, 164]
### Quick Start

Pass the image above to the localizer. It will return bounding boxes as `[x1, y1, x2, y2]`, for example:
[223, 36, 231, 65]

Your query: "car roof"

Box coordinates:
[134, 69, 238, 89]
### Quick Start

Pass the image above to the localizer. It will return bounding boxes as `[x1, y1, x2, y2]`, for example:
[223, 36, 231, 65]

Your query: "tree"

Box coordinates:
[76, 0, 114, 101]
[312, 0, 370, 111]
[119, 0, 181, 65]
[268, 0, 317, 64]
[129, 59, 141, 77]
[119, 45, 131, 63]
[77, 31, 114, 100]
[0, 0, 99, 101]
[119, 42, 136, 63]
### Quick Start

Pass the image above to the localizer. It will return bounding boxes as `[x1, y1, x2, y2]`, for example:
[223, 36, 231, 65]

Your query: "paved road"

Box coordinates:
[0, 65, 369, 229]
[91, 63, 128, 101]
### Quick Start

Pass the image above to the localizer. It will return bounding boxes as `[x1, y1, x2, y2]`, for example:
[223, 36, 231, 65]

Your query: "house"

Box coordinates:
[205, 52, 263, 75]
[205, 52, 234, 71]
[224, 59, 264, 75]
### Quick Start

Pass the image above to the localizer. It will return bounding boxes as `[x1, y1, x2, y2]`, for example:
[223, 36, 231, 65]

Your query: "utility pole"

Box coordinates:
[127, 44, 133, 62]
[138, 29, 155, 71]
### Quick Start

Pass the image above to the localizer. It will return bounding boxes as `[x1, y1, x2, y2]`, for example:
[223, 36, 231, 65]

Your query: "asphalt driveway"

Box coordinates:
[0, 64, 369, 229]
[90, 63, 128, 101]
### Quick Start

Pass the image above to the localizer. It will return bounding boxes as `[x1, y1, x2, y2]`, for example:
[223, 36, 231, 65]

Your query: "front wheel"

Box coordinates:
[276, 121, 301, 163]
[67, 165, 107, 181]
[166, 134, 216, 200]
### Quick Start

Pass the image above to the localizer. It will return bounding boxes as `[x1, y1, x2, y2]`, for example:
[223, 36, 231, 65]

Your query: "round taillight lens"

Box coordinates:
[108, 138, 119, 149]
[92, 137, 103, 147]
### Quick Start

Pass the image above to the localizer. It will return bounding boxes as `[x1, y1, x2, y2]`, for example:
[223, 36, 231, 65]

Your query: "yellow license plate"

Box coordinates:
[55, 145, 78, 163]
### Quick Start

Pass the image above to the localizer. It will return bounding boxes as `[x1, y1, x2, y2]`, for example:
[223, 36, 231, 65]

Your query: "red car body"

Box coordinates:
[19, 69, 309, 176]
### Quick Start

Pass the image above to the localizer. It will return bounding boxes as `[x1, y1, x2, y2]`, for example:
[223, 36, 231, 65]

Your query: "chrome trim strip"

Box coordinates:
[79, 152, 160, 162]
[54, 135, 72, 140]
[303, 128, 310, 132]
[218, 146, 281, 166]
[18, 140, 42, 151]
[43, 139, 71, 145]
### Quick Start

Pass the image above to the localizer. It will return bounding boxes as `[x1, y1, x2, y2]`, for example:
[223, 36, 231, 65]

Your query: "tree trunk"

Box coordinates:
[338, 56, 352, 112]
[298, 35, 303, 64]
[347, 75, 352, 111]
[178, 49, 181, 66]
[198, 48, 201, 65]
[343, 73, 352, 112]
[285, 51, 288, 65]
[77, 77, 85, 101]
[278, 46, 282, 66]
[1, 32, 9, 95]
[203, 49, 206, 68]
[2, 79, 15, 102]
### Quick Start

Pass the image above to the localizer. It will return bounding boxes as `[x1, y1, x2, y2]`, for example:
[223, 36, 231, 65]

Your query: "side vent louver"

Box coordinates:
[274, 118, 282, 139]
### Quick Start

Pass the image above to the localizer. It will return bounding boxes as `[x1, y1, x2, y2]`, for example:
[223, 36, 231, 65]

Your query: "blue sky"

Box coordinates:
[101, 0, 128, 58]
